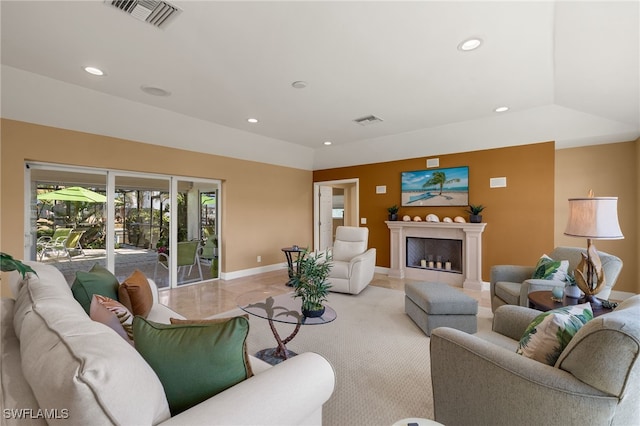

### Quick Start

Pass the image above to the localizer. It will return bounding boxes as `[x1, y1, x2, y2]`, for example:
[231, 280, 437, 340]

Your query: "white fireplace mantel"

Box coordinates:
[386, 221, 487, 290]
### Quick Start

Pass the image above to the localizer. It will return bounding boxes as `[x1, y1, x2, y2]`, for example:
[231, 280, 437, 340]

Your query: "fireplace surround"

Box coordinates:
[386, 221, 487, 290]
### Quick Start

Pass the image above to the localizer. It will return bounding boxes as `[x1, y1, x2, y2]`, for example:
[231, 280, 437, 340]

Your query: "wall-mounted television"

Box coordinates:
[401, 166, 469, 207]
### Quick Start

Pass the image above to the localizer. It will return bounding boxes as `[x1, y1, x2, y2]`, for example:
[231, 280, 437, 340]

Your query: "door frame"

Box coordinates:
[313, 178, 359, 252]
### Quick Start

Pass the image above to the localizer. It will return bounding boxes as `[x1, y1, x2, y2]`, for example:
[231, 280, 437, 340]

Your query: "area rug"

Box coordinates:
[222, 286, 493, 426]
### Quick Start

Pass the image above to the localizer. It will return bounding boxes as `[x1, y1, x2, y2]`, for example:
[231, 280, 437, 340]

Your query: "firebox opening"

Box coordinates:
[406, 237, 463, 274]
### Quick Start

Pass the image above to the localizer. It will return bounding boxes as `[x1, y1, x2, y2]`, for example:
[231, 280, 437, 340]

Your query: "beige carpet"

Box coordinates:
[226, 285, 493, 426]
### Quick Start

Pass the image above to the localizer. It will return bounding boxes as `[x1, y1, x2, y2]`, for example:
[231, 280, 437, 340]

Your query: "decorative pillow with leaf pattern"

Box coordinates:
[531, 254, 569, 281]
[516, 303, 593, 366]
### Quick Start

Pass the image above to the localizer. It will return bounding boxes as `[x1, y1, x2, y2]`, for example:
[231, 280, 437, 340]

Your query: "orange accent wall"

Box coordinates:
[313, 142, 557, 282]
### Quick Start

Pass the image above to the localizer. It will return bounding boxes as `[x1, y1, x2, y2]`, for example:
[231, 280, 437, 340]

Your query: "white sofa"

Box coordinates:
[1, 262, 335, 425]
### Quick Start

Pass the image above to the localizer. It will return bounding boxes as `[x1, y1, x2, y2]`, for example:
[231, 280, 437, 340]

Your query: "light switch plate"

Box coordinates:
[490, 177, 507, 188]
[426, 158, 439, 168]
[361, 218, 367, 225]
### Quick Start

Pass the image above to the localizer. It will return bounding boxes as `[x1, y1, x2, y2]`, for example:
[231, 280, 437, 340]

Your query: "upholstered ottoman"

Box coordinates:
[405, 282, 478, 336]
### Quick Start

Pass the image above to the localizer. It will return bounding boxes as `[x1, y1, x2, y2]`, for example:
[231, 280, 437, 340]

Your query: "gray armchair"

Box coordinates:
[430, 295, 640, 426]
[490, 246, 623, 312]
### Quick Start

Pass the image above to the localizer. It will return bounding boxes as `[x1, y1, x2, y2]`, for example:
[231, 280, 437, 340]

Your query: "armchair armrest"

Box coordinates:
[348, 248, 376, 266]
[491, 305, 541, 340]
[430, 328, 617, 426]
[159, 352, 335, 426]
[519, 278, 566, 306]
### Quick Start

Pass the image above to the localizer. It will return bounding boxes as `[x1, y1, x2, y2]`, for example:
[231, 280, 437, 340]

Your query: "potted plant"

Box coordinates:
[387, 205, 399, 221]
[289, 249, 333, 317]
[1, 252, 37, 278]
[465, 204, 485, 223]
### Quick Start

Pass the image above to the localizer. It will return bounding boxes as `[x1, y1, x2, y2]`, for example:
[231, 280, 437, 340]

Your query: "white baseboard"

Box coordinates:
[220, 263, 288, 281]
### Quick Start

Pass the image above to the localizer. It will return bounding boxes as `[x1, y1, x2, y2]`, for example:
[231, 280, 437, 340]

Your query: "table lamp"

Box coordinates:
[564, 190, 624, 306]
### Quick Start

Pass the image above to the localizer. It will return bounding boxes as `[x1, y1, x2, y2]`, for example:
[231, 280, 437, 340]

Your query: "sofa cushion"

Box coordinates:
[118, 269, 153, 318]
[1, 298, 45, 425]
[531, 254, 569, 281]
[14, 263, 171, 425]
[494, 281, 521, 306]
[134, 316, 252, 415]
[170, 315, 254, 378]
[516, 303, 593, 365]
[71, 263, 120, 314]
[90, 294, 135, 344]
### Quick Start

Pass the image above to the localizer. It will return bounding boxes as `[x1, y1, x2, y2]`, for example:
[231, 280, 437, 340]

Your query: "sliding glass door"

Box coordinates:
[27, 163, 221, 289]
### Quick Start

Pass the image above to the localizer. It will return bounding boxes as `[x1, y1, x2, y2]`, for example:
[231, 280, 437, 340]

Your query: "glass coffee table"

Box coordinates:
[237, 291, 336, 365]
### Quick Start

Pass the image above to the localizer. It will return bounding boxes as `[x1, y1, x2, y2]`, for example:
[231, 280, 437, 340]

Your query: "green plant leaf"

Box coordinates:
[0, 252, 37, 278]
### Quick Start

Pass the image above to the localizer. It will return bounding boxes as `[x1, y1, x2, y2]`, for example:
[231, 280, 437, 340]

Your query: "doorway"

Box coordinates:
[313, 179, 359, 252]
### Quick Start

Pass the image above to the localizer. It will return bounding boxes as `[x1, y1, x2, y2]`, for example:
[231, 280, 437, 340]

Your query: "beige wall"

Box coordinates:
[555, 140, 639, 294]
[0, 119, 313, 296]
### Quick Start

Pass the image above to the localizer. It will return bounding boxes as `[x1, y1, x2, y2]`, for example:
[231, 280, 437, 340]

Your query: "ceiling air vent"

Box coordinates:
[353, 115, 384, 126]
[107, 0, 181, 28]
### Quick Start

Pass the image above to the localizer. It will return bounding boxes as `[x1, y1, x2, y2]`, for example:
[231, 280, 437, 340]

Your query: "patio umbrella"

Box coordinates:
[201, 194, 216, 205]
[37, 186, 107, 203]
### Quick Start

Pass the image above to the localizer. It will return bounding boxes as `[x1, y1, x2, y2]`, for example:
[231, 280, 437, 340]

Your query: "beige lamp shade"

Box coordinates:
[564, 197, 624, 240]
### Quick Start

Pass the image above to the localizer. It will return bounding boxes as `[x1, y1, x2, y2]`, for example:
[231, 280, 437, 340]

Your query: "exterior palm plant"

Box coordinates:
[423, 171, 461, 195]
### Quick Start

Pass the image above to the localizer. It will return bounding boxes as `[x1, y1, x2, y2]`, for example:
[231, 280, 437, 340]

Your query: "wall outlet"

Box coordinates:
[257, 255, 262, 263]
[361, 218, 367, 225]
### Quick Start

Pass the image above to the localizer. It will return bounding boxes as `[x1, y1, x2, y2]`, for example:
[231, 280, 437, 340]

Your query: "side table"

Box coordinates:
[237, 291, 337, 365]
[282, 246, 304, 286]
[528, 291, 614, 317]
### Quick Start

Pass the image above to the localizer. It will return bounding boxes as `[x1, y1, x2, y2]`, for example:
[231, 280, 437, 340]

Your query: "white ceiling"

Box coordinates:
[1, 1, 638, 170]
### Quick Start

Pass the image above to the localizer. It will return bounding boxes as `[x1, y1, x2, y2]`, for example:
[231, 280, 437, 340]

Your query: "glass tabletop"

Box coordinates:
[237, 291, 337, 325]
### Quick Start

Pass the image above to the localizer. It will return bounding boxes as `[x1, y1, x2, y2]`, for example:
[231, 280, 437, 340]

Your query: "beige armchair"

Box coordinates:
[430, 295, 640, 426]
[327, 226, 376, 295]
[490, 246, 623, 312]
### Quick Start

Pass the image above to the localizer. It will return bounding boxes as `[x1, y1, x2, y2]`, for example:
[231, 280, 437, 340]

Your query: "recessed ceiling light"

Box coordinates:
[247, 118, 259, 124]
[140, 85, 171, 97]
[323, 141, 332, 146]
[494, 106, 509, 113]
[84, 66, 105, 76]
[458, 38, 482, 52]
[291, 81, 308, 89]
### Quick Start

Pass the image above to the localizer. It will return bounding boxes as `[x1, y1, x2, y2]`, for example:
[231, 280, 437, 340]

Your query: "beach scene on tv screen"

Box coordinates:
[401, 166, 469, 207]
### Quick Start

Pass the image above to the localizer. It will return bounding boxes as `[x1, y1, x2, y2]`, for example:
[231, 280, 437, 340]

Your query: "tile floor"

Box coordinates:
[157, 269, 492, 319]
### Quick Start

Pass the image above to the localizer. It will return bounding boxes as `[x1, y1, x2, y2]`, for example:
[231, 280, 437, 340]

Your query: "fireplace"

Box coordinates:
[386, 221, 486, 290]
[406, 237, 463, 274]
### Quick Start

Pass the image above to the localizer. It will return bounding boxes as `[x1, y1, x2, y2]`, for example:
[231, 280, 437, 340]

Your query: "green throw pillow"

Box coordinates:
[71, 264, 120, 314]
[133, 316, 251, 416]
[531, 254, 569, 281]
[516, 303, 593, 366]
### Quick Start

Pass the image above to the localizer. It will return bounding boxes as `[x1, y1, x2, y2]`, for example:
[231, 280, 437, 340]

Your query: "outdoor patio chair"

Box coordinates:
[154, 240, 203, 284]
[37, 228, 72, 260]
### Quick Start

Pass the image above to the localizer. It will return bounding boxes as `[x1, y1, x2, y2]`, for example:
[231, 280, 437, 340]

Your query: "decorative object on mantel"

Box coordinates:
[563, 190, 624, 306]
[413, 216, 423, 222]
[465, 204, 485, 223]
[402, 215, 411, 222]
[443, 217, 453, 223]
[387, 205, 399, 221]
[453, 216, 466, 223]
[426, 214, 440, 222]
